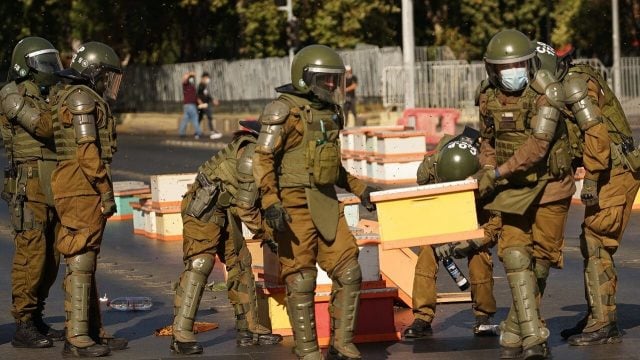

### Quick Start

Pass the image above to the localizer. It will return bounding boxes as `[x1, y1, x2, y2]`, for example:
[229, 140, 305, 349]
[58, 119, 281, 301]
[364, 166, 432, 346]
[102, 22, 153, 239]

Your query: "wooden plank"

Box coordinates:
[437, 292, 472, 304]
[380, 228, 485, 250]
[370, 179, 477, 202]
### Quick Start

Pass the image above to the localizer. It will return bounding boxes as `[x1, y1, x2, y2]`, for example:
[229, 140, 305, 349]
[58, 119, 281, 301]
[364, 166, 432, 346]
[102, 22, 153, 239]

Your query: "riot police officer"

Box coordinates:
[404, 129, 500, 339]
[51, 42, 127, 357]
[253, 44, 376, 360]
[537, 42, 640, 345]
[475, 29, 575, 359]
[170, 120, 282, 355]
[0, 36, 64, 348]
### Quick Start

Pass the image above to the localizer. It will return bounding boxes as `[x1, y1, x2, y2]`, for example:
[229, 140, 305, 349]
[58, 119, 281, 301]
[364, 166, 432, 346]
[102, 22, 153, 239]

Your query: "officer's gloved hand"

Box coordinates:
[434, 243, 455, 260]
[260, 237, 279, 254]
[101, 191, 117, 217]
[471, 166, 497, 199]
[264, 202, 291, 232]
[581, 178, 599, 207]
[451, 239, 484, 258]
[359, 186, 380, 212]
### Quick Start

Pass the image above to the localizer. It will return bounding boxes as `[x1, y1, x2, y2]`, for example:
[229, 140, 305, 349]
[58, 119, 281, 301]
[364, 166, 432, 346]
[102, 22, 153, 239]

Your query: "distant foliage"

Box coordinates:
[1, 0, 639, 69]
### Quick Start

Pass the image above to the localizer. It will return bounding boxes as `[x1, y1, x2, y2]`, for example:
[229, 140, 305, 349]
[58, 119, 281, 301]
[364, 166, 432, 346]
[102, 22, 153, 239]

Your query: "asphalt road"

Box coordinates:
[0, 134, 640, 359]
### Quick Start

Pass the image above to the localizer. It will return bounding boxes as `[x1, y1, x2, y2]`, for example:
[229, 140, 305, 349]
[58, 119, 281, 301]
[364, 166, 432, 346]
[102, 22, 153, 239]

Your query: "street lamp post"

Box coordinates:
[278, 0, 295, 63]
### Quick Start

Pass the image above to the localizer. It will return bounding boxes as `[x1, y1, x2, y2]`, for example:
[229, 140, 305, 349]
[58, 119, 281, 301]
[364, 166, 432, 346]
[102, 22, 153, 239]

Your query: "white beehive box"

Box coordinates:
[150, 173, 196, 209]
[154, 207, 183, 241]
[373, 131, 427, 155]
[367, 154, 424, 185]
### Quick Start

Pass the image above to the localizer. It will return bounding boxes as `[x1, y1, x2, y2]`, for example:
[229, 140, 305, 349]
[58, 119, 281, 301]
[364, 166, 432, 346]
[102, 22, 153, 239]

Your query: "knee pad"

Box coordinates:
[286, 269, 317, 294]
[238, 246, 253, 270]
[333, 259, 362, 286]
[580, 234, 604, 259]
[66, 251, 96, 273]
[502, 247, 531, 272]
[187, 254, 215, 276]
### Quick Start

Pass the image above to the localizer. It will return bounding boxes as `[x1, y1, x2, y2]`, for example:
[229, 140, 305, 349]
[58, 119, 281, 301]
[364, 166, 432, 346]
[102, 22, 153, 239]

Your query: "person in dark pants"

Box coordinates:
[197, 72, 222, 140]
[344, 65, 360, 126]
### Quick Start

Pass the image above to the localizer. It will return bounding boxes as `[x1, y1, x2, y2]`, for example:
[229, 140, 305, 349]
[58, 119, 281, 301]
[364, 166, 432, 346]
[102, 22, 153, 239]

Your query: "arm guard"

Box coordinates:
[0, 83, 42, 134]
[67, 90, 97, 144]
[235, 143, 259, 209]
[256, 100, 288, 154]
[532, 106, 560, 141]
[564, 74, 602, 130]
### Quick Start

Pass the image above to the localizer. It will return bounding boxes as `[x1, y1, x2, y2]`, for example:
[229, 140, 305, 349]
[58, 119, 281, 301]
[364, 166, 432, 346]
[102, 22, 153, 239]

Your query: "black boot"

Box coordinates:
[474, 315, 499, 336]
[560, 315, 588, 339]
[568, 322, 622, 346]
[327, 345, 362, 360]
[62, 340, 110, 357]
[236, 330, 283, 347]
[12, 320, 53, 348]
[33, 316, 65, 342]
[97, 336, 128, 351]
[499, 346, 523, 359]
[522, 342, 550, 360]
[170, 336, 203, 355]
[403, 319, 433, 339]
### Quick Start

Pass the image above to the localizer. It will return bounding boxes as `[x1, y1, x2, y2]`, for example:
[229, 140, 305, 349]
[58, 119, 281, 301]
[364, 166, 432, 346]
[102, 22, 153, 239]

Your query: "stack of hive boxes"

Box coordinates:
[340, 125, 428, 185]
[131, 173, 196, 241]
[109, 181, 151, 221]
[255, 194, 400, 346]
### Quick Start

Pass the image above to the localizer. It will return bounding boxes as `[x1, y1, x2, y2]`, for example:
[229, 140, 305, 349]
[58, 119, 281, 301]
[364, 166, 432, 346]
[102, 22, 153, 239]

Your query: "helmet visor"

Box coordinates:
[103, 71, 123, 101]
[303, 66, 345, 105]
[25, 49, 63, 75]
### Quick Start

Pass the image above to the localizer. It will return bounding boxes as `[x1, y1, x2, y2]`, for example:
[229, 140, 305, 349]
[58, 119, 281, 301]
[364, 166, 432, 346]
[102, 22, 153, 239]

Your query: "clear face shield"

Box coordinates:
[102, 70, 123, 101]
[25, 49, 63, 74]
[303, 66, 346, 105]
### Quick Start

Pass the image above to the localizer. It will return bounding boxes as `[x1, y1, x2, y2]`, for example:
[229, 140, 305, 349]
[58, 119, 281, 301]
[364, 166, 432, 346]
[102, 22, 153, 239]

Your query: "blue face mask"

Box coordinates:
[499, 67, 529, 92]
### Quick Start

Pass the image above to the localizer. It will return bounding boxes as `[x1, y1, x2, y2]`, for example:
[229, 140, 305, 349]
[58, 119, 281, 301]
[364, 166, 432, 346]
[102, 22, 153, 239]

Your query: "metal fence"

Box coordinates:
[116, 47, 403, 112]
[115, 48, 640, 120]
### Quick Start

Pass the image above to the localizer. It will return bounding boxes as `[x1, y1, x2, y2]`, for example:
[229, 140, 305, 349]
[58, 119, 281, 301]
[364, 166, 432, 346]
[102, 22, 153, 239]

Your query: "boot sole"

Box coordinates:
[170, 343, 203, 355]
[569, 336, 622, 346]
[62, 349, 111, 358]
[11, 340, 53, 348]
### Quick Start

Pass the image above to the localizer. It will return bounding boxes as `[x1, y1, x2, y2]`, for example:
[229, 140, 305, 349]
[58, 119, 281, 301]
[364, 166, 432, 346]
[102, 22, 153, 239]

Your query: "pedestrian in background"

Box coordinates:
[178, 71, 203, 139]
[344, 65, 359, 127]
[197, 72, 222, 140]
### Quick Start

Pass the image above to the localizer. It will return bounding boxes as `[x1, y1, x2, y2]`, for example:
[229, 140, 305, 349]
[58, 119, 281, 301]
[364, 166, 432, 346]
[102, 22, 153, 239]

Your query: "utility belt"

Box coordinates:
[185, 172, 226, 227]
[611, 141, 640, 173]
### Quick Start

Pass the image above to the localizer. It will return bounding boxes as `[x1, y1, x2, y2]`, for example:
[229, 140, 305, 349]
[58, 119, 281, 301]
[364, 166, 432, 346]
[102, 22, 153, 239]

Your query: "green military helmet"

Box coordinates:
[484, 29, 537, 92]
[58, 42, 123, 100]
[9, 36, 63, 86]
[435, 139, 481, 182]
[291, 44, 346, 105]
[534, 41, 557, 73]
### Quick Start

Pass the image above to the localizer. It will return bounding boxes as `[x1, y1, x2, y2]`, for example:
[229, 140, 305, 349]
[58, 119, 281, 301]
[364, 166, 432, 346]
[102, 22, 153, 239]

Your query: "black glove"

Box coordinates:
[264, 202, 291, 232]
[581, 178, 599, 207]
[359, 186, 379, 212]
[260, 238, 279, 254]
[101, 190, 117, 217]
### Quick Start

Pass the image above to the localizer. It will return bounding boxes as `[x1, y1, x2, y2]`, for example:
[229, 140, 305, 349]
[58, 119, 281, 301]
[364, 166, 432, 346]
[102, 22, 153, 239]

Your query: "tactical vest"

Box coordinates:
[197, 135, 257, 207]
[276, 94, 342, 188]
[2, 81, 56, 164]
[51, 85, 113, 162]
[485, 86, 571, 186]
[568, 64, 632, 144]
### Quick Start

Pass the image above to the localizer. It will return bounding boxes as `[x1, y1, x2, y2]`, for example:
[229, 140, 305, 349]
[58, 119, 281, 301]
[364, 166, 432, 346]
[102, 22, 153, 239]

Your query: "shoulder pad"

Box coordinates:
[474, 80, 491, 106]
[259, 100, 290, 125]
[531, 69, 565, 108]
[65, 88, 95, 114]
[563, 73, 589, 104]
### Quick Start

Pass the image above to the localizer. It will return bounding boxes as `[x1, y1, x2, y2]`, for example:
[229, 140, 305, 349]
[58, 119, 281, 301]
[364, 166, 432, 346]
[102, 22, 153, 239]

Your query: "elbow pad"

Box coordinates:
[564, 74, 602, 130]
[531, 69, 566, 109]
[256, 124, 282, 154]
[532, 106, 560, 141]
[235, 144, 259, 209]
